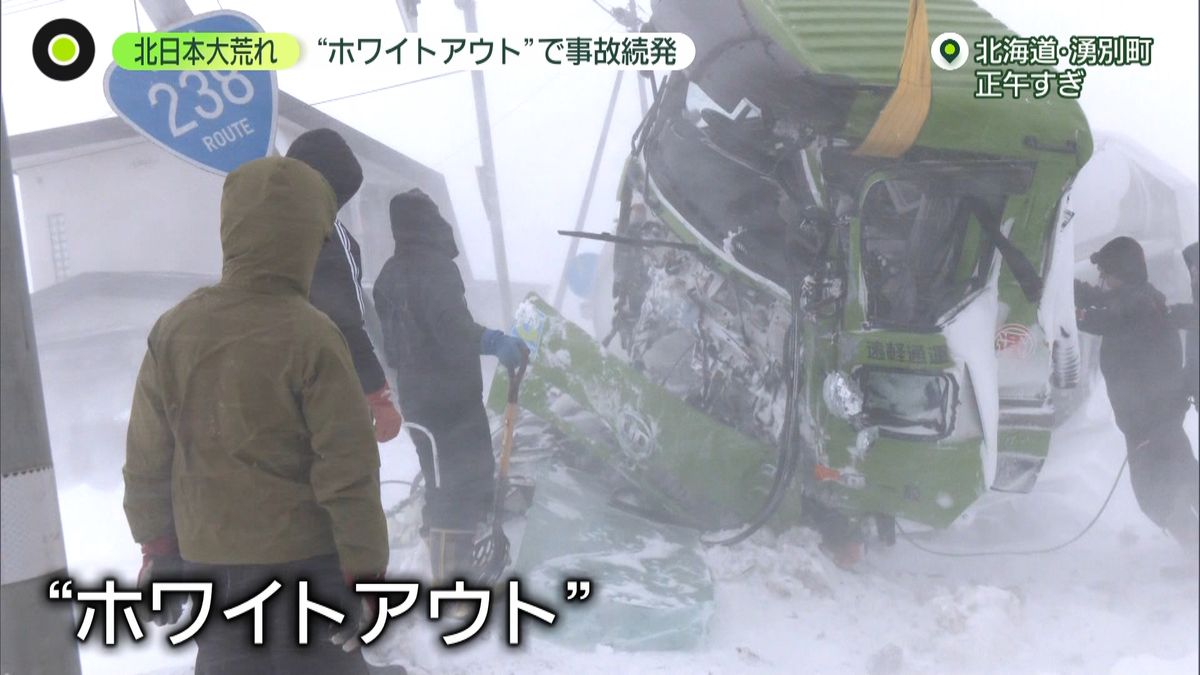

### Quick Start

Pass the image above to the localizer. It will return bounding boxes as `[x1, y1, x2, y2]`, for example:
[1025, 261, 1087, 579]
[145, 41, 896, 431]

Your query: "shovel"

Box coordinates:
[474, 351, 528, 587]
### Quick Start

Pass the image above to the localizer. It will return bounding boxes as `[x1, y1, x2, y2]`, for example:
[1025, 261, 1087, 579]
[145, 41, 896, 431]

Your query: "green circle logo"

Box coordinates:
[50, 35, 78, 64]
[33, 18, 94, 80]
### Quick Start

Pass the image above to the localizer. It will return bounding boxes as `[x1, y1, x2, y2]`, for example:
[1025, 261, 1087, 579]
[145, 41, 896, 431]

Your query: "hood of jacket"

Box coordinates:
[1090, 236, 1148, 285]
[285, 127, 363, 210]
[219, 157, 336, 295]
[388, 189, 459, 258]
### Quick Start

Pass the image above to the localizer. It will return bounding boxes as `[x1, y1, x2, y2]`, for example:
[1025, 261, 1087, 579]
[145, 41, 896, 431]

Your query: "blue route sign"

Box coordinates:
[103, 11, 278, 176]
[565, 251, 600, 297]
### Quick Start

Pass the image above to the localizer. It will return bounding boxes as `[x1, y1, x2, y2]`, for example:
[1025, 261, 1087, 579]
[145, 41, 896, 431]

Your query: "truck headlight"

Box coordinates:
[823, 371, 864, 420]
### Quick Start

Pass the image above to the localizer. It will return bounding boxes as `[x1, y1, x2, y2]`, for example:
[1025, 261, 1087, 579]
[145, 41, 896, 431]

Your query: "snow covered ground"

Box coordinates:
[55, 383, 1197, 674]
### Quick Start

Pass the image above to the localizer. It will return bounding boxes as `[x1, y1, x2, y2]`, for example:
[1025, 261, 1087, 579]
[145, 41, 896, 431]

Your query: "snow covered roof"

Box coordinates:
[8, 90, 457, 226]
[1074, 132, 1199, 250]
[8, 89, 473, 284]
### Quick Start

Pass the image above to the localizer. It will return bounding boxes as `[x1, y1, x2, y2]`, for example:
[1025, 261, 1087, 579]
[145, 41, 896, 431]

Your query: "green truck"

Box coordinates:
[495, 0, 1093, 547]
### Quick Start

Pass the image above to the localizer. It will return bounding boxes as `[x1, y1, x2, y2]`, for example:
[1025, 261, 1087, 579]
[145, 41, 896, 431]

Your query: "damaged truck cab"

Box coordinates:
[604, 0, 1093, 531]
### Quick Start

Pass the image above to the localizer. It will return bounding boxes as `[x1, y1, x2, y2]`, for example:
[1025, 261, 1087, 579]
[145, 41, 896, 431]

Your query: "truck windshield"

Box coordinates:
[644, 77, 817, 286]
[860, 178, 1003, 328]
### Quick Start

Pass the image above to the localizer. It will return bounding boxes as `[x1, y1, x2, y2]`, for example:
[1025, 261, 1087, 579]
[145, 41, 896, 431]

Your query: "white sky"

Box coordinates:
[2, 0, 1196, 287]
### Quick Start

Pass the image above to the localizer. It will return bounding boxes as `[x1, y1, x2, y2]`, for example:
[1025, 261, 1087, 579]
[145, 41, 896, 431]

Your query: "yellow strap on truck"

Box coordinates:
[853, 0, 932, 158]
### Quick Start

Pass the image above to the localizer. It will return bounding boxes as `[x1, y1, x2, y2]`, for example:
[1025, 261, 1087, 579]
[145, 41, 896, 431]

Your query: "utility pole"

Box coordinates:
[1, 102, 82, 675]
[137, 0, 192, 27]
[457, 0, 514, 325]
[552, 0, 644, 310]
[395, 0, 420, 32]
[552, 70, 625, 310]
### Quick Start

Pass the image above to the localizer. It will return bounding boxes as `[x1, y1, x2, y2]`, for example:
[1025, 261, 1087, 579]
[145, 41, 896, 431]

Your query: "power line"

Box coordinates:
[1, 0, 64, 17]
[2, 0, 48, 10]
[897, 457, 1128, 558]
[587, 0, 645, 29]
[431, 15, 623, 166]
[588, 0, 613, 17]
[2, 0, 55, 10]
[432, 68, 574, 165]
[307, 69, 467, 106]
[583, 0, 648, 28]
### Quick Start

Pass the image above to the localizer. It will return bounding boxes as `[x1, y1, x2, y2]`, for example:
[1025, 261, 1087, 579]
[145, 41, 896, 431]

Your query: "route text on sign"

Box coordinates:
[202, 118, 255, 152]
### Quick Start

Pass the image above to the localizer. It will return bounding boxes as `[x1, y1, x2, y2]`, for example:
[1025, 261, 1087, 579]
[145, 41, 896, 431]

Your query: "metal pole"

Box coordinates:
[620, 0, 649, 120]
[1, 101, 82, 675]
[637, 72, 650, 117]
[457, 0, 514, 325]
[395, 0, 419, 32]
[552, 70, 625, 310]
[137, 0, 193, 28]
[630, 0, 650, 118]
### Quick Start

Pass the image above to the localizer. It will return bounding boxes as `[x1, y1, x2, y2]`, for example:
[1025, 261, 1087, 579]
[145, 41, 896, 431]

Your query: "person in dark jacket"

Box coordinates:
[373, 188, 527, 584]
[1168, 242, 1198, 408]
[1076, 236, 1198, 549]
[286, 128, 403, 443]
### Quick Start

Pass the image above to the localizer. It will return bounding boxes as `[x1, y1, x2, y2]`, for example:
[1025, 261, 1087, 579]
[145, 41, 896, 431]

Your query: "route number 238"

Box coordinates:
[147, 71, 254, 138]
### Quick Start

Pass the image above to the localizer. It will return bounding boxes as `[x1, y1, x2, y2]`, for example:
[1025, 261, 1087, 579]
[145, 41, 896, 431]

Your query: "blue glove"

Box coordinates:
[481, 329, 528, 370]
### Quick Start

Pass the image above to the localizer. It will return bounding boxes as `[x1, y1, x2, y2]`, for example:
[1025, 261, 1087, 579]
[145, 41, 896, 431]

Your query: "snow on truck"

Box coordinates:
[489, 0, 1093, 556]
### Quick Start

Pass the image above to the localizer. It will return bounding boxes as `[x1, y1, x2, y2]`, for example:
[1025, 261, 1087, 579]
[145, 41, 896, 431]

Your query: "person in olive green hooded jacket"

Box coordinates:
[124, 157, 388, 673]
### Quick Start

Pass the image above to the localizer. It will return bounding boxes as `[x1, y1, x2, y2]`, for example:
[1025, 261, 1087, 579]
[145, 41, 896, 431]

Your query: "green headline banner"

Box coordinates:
[112, 32, 300, 70]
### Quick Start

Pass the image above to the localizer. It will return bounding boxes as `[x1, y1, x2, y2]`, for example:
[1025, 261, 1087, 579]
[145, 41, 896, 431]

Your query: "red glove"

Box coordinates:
[136, 536, 186, 626]
[332, 570, 385, 651]
[366, 387, 402, 443]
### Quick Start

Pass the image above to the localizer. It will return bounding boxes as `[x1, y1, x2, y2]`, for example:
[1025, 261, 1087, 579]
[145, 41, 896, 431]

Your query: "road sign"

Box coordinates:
[565, 251, 599, 297]
[104, 11, 278, 176]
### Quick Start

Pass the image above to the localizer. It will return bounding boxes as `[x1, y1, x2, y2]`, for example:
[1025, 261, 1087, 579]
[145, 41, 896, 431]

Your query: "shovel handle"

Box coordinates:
[480, 348, 528, 582]
[497, 350, 527, 483]
[506, 349, 528, 404]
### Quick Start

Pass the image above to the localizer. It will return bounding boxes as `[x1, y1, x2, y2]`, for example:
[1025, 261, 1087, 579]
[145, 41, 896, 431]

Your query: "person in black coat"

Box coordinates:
[1077, 236, 1198, 549]
[373, 188, 527, 583]
[1168, 242, 1198, 409]
[286, 128, 403, 443]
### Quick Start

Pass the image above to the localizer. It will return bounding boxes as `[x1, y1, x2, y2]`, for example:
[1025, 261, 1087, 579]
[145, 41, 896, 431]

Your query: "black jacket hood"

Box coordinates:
[286, 128, 363, 210]
[389, 189, 459, 258]
[1091, 236, 1148, 285]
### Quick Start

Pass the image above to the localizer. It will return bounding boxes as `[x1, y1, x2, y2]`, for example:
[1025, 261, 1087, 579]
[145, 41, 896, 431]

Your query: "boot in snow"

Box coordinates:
[427, 528, 479, 620]
[428, 528, 477, 586]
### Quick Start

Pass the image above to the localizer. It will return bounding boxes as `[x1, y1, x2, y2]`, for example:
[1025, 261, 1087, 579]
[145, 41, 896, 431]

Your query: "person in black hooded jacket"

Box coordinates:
[286, 128, 404, 444]
[1168, 241, 1198, 408]
[373, 188, 527, 584]
[1076, 236, 1198, 549]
